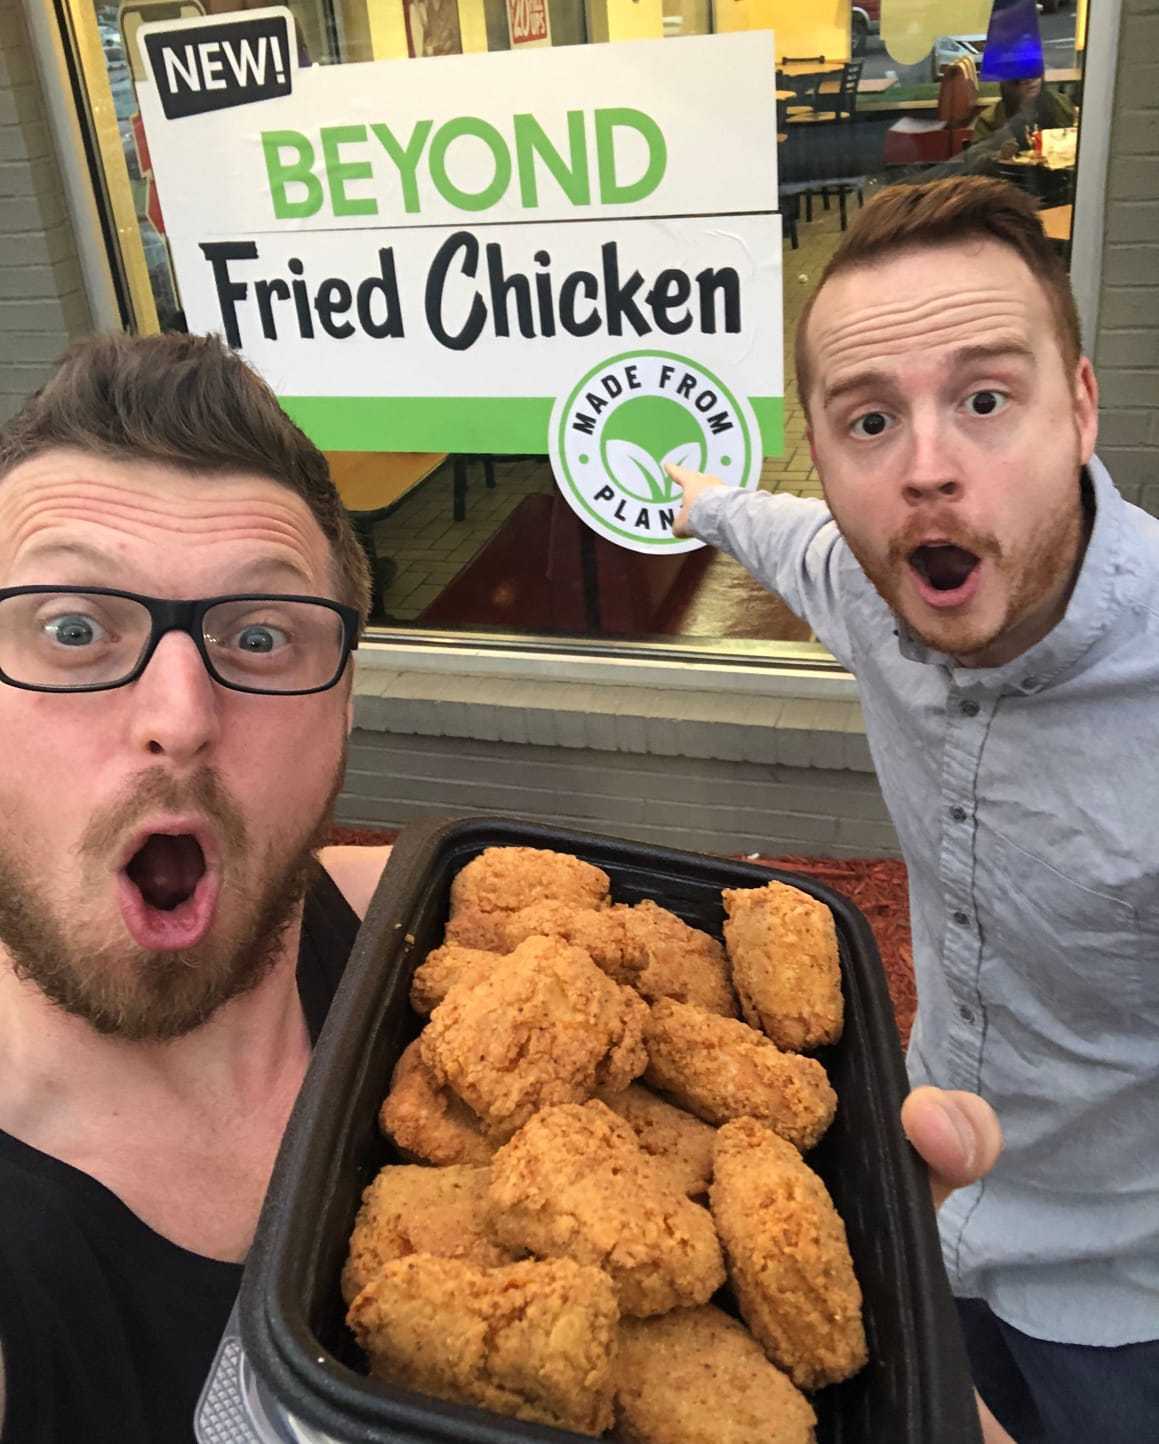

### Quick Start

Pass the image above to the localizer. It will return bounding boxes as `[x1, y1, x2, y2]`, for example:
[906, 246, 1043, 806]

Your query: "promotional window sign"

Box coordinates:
[506, 0, 551, 48]
[134, 8, 783, 554]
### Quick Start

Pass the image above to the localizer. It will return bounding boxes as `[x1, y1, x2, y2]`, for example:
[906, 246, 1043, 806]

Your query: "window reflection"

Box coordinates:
[75, 0, 1085, 656]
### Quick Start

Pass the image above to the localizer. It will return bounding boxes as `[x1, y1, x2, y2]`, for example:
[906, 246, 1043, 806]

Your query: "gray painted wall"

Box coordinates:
[1093, 0, 1159, 512]
[0, 3, 93, 425]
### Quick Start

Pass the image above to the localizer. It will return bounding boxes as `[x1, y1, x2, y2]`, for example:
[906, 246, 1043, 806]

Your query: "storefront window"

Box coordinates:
[62, 0, 1088, 661]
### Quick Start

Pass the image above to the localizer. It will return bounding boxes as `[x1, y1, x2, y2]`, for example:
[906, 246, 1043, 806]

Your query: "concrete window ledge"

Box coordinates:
[353, 668, 875, 773]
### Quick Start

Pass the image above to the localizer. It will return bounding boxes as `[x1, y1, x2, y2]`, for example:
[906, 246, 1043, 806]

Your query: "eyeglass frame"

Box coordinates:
[0, 586, 361, 697]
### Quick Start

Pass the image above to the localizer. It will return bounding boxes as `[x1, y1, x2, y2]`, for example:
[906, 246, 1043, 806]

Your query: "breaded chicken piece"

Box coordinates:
[599, 1084, 716, 1198]
[379, 1039, 495, 1166]
[643, 999, 835, 1152]
[342, 1164, 516, 1304]
[616, 900, 738, 1017]
[449, 846, 610, 921]
[615, 1305, 816, 1444]
[347, 1253, 617, 1436]
[723, 882, 843, 1051]
[410, 943, 503, 1015]
[421, 936, 648, 1140]
[439, 903, 639, 987]
[710, 1118, 867, 1392]
[500, 900, 639, 983]
[486, 1101, 725, 1317]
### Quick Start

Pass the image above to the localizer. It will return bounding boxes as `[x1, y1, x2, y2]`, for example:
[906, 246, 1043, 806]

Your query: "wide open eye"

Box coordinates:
[963, 390, 1008, 417]
[850, 411, 894, 439]
[232, 622, 290, 654]
[43, 611, 109, 648]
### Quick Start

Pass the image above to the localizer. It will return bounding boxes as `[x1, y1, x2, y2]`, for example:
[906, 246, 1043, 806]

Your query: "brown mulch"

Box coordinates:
[325, 827, 915, 1046]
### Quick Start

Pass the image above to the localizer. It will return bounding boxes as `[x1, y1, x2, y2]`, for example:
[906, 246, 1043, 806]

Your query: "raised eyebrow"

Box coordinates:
[949, 342, 1036, 371]
[821, 369, 897, 410]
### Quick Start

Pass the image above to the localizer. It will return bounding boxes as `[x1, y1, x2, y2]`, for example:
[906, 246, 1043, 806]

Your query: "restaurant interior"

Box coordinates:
[77, 0, 1088, 659]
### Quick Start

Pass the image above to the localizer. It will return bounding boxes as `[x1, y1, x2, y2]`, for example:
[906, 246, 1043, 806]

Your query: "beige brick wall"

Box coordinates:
[0, 3, 92, 424]
[1094, 0, 1159, 512]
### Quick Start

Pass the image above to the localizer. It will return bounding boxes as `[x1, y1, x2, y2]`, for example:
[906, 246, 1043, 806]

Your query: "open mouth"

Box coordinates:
[908, 543, 981, 602]
[118, 831, 219, 950]
[125, 833, 206, 912]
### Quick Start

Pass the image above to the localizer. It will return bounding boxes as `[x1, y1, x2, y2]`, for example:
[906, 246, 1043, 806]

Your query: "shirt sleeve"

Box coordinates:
[689, 485, 856, 670]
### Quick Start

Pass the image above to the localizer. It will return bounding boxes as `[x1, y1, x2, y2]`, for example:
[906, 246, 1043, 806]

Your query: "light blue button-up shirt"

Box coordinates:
[692, 456, 1159, 1346]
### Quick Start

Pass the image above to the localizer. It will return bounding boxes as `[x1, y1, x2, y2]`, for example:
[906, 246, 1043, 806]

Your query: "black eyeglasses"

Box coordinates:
[0, 587, 360, 696]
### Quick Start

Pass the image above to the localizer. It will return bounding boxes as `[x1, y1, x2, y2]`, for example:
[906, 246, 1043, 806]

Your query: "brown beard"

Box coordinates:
[0, 758, 344, 1042]
[835, 478, 1085, 662]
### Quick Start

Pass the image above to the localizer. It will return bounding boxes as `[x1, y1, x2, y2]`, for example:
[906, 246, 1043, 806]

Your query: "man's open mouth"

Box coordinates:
[908, 543, 981, 596]
[118, 831, 220, 950]
[125, 834, 207, 912]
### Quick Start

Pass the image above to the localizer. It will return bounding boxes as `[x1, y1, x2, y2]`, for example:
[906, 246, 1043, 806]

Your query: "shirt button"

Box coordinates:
[960, 700, 980, 717]
[959, 1005, 975, 1024]
[952, 910, 969, 926]
[950, 805, 969, 822]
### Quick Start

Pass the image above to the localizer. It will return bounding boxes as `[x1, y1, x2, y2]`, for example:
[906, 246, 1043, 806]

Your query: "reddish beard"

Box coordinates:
[835, 493, 1084, 663]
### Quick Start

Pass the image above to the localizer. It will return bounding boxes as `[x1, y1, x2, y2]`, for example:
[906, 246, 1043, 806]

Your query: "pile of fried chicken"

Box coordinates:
[343, 847, 867, 1443]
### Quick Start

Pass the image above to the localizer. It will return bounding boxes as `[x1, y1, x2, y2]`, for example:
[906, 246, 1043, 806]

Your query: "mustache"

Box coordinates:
[78, 767, 248, 863]
[885, 516, 1003, 570]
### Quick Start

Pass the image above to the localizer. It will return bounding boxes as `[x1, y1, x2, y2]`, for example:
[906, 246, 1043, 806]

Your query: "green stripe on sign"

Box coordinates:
[279, 395, 784, 457]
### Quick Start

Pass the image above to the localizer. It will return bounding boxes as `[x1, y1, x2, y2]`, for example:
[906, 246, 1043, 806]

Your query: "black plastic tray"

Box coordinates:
[239, 815, 982, 1444]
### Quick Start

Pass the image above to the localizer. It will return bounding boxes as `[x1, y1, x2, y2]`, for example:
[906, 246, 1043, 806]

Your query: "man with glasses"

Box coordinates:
[0, 333, 999, 1442]
[0, 332, 391, 1442]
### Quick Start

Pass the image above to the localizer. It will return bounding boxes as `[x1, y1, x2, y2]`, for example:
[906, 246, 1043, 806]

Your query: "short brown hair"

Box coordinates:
[0, 332, 371, 621]
[794, 176, 1082, 415]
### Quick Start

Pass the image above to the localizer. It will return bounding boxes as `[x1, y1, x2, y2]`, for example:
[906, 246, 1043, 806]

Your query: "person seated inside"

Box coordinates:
[971, 74, 1076, 150]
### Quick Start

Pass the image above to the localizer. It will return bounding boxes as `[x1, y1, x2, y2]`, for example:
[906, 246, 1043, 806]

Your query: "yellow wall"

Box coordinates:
[881, 0, 990, 67]
[1076, 0, 1087, 51]
[355, 0, 409, 59]
[599, 0, 664, 41]
[457, 0, 490, 51]
[713, 0, 847, 61]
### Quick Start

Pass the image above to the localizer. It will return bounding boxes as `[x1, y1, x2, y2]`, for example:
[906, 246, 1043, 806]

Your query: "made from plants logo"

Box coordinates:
[548, 349, 761, 554]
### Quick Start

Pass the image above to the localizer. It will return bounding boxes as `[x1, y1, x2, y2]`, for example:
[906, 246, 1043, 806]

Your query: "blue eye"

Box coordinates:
[964, 390, 1007, 416]
[851, 411, 893, 439]
[235, 624, 288, 653]
[46, 613, 107, 647]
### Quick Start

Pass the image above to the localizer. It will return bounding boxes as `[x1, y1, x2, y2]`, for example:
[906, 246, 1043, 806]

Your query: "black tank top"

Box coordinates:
[0, 865, 361, 1444]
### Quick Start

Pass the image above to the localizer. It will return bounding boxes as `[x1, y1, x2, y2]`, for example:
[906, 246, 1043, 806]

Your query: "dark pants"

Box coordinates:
[956, 1298, 1159, 1444]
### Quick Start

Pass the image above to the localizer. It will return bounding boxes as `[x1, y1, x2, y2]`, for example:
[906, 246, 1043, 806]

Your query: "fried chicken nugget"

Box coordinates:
[487, 1101, 725, 1317]
[379, 1039, 495, 1166]
[723, 882, 843, 1051]
[410, 943, 503, 1015]
[710, 1118, 867, 1392]
[342, 1164, 516, 1304]
[643, 999, 835, 1152]
[450, 846, 610, 920]
[441, 901, 639, 986]
[615, 1305, 817, 1444]
[421, 936, 649, 1140]
[616, 900, 738, 1017]
[599, 1083, 716, 1198]
[499, 900, 638, 983]
[347, 1253, 618, 1436]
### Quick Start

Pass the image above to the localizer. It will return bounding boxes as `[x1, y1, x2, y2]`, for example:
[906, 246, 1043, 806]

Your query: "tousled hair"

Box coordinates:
[794, 176, 1082, 416]
[0, 331, 371, 621]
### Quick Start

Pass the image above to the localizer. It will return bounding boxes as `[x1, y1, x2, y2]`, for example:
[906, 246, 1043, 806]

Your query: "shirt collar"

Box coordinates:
[896, 457, 1131, 694]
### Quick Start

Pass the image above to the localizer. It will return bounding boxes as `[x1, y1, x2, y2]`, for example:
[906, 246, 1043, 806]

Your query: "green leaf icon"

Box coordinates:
[600, 396, 705, 504]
